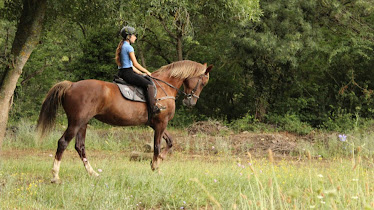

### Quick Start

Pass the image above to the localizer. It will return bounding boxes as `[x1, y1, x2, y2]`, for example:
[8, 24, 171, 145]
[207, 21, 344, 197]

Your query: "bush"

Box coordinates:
[229, 113, 274, 133]
[321, 112, 358, 132]
[168, 106, 201, 128]
[266, 113, 313, 135]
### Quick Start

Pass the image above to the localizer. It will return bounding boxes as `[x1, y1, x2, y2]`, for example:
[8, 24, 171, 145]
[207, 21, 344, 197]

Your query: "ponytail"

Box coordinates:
[115, 39, 125, 67]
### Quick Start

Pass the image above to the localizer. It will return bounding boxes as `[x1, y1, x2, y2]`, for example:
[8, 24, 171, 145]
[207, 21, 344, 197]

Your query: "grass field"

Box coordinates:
[1, 148, 373, 209]
[1, 122, 374, 209]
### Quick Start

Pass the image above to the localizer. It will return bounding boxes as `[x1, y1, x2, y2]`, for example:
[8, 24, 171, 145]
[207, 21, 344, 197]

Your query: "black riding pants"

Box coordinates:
[118, 67, 152, 88]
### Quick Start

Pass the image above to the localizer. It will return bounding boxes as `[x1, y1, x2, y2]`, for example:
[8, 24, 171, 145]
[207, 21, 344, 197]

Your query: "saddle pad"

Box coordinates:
[114, 78, 156, 102]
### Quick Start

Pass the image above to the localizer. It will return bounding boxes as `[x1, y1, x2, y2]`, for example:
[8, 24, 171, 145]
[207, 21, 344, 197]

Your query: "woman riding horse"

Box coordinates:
[37, 28, 213, 182]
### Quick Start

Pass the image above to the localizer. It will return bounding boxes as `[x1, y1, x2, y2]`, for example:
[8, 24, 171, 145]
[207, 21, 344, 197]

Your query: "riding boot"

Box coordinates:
[146, 85, 161, 116]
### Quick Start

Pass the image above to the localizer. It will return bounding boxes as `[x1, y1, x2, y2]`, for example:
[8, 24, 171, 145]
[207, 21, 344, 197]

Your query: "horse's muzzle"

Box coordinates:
[183, 98, 196, 107]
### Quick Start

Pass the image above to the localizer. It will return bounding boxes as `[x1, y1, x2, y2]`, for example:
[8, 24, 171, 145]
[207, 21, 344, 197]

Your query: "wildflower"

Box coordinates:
[49, 154, 53, 157]
[212, 146, 215, 149]
[321, 201, 326, 204]
[317, 195, 323, 199]
[98, 169, 103, 173]
[183, 201, 186, 204]
[214, 179, 217, 183]
[317, 174, 324, 178]
[309, 205, 315, 209]
[352, 179, 358, 182]
[338, 134, 347, 142]
[352, 196, 358, 200]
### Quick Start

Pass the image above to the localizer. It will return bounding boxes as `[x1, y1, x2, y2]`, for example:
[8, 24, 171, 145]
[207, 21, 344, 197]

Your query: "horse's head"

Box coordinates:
[182, 64, 213, 107]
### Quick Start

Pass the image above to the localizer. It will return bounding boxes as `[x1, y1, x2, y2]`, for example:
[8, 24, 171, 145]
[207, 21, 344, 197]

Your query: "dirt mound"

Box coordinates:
[231, 132, 300, 156]
[186, 121, 307, 156]
[187, 121, 230, 135]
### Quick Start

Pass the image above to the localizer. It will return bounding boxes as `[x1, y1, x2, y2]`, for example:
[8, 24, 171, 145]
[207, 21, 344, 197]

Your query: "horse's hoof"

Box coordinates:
[150, 160, 157, 171]
[89, 171, 100, 177]
[51, 178, 61, 184]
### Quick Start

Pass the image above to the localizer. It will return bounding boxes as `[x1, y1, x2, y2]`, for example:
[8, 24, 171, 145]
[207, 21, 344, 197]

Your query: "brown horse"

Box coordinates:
[37, 60, 212, 183]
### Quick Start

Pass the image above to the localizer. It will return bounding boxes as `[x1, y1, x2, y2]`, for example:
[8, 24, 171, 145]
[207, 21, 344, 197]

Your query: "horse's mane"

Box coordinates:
[153, 60, 206, 79]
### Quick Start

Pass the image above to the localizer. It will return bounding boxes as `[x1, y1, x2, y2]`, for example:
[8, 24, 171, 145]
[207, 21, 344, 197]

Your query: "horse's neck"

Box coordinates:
[153, 74, 184, 96]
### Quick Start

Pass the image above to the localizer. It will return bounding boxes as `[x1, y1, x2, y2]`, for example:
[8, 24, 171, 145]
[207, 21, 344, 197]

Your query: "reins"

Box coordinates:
[149, 75, 186, 101]
[149, 74, 205, 101]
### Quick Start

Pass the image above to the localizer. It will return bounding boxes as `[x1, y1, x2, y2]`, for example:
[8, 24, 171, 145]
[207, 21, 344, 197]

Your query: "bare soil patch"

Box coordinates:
[186, 121, 312, 157]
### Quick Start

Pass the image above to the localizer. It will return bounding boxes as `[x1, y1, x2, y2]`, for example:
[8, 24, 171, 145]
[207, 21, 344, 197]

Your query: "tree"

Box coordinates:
[0, 0, 47, 148]
[222, 0, 374, 126]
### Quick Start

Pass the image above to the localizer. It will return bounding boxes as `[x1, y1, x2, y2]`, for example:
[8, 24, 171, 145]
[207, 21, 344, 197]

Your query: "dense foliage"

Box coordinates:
[1, 0, 374, 131]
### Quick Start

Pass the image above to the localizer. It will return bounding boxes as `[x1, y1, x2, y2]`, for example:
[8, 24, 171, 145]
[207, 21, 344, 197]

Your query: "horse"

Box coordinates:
[37, 60, 212, 183]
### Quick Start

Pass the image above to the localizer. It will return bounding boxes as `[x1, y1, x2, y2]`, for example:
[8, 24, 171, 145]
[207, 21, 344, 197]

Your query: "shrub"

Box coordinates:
[266, 113, 313, 135]
[229, 113, 274, 132]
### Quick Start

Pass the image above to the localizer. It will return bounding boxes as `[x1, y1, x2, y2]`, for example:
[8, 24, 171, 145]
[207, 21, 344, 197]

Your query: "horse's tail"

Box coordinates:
[37, 80, 73, 138]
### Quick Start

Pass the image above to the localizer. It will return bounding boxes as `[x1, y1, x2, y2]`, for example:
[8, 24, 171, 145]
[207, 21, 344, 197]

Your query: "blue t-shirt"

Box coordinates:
[119, 41, 134, 69]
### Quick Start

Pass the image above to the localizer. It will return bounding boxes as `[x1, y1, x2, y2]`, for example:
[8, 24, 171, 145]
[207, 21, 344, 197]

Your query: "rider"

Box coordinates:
[115, 26, 160, 116]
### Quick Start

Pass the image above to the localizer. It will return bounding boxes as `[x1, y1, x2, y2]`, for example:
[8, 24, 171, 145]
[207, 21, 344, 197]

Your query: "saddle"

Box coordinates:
[113, 76, 157, 102]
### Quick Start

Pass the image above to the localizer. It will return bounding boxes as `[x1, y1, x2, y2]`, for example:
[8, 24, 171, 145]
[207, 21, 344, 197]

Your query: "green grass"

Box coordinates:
[1, 120, 374, 209]
[1, 149, 373, 209]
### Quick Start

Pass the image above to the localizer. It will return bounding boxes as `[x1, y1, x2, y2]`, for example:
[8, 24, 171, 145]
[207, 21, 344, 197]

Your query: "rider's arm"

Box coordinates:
[129, 52, 152, 76]
[132, 66, 143, 75]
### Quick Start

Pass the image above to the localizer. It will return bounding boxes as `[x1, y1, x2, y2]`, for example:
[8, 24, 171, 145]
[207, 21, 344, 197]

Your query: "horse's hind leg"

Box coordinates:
[51, 125, 80, 183]
[75, 124, 99, 177]
[159, 130, 173, 160]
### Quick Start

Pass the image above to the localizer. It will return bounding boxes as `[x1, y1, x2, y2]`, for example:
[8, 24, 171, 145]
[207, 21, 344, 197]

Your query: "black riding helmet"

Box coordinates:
[120, 26, 136, 39]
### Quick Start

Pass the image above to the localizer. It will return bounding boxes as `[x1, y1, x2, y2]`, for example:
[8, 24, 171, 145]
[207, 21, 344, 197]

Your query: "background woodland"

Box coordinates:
[1, 0, 374, 134]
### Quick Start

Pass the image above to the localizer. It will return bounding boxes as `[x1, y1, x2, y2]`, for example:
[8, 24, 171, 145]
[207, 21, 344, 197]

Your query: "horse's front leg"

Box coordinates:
[159, 130, 173, 160]
[151, 122, 167, 171]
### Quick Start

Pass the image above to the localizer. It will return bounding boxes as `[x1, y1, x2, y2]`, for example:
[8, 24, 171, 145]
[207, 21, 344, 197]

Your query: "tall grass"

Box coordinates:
[1, 149, 373, 209]
[2, 120, 374, 208]
[3, 120, 374, 159]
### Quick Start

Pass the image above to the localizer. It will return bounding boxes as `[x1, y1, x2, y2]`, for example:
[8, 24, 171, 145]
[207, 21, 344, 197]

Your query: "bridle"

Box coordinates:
[149, 74, 207, 101]
[185, 74, 205, 100]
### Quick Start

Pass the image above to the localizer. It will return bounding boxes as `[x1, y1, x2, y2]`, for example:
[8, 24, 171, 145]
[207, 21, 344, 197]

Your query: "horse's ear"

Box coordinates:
[205, 64, 213, 75]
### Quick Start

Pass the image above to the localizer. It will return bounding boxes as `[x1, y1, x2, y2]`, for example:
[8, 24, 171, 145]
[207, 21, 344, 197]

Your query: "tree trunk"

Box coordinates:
[0, 0, 47, 149]
[176, 34, 183, 61]
[255, 96, 268, 122]
[138, 46, 147, 68]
